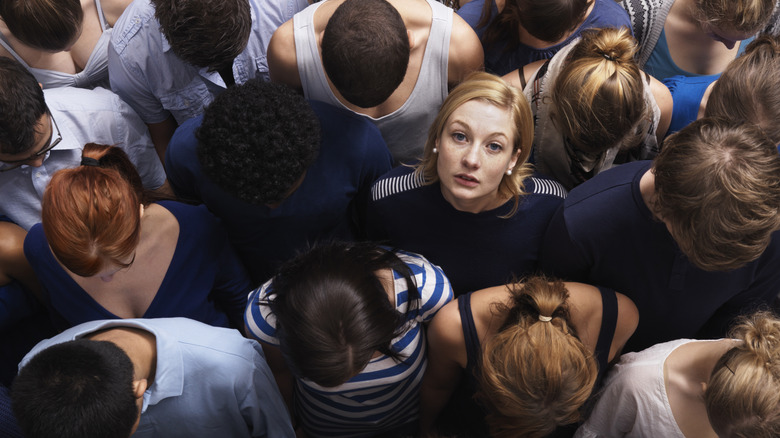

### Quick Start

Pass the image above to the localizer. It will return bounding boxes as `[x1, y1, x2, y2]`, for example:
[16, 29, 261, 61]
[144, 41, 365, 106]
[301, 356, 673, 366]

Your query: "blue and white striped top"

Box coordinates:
[244, 250, 453, 437]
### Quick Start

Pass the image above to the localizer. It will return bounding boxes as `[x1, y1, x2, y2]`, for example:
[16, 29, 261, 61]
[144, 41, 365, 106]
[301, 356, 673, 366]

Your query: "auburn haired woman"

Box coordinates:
[420, 276, 638, 437]
[577, 310, 780, 437]
[24, 143, 251, 330]
[505, 27, 672, 190]
[244, 242, 453, 437]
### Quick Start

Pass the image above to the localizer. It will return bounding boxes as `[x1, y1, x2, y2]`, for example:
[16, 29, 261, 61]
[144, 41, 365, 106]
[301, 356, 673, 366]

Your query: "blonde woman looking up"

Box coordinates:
[576, 310, 780, 437]
[505, 27, 672, 190]
[366, 72, 567, 295]
[621, 0, 776, 80]
[0, 0, 133, 88]
[420, 277, 638, 437]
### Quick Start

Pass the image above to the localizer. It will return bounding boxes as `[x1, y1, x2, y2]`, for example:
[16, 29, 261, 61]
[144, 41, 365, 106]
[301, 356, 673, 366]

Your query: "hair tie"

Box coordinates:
[538, 315, 553, 322]
[601, 53, 616, 62]
[80, 157, 101, 167]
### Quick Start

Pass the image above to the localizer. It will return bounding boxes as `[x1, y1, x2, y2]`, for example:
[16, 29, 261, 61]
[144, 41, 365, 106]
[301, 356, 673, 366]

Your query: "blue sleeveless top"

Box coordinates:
[662, 74, 719, 135]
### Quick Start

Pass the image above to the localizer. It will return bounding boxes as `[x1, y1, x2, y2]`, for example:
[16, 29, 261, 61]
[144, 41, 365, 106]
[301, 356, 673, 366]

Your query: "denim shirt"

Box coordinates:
[108, 0, 307, 124]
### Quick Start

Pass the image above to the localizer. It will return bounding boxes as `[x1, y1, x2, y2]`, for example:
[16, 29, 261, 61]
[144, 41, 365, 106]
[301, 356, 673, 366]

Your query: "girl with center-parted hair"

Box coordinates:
[244, 241, 453, 438]
[504, 27, 673, 191]
[23, 143, 252, 330]
[420, 276, 638, 438]
[366, 72, 567, 296]
[576, 310, 780, 437]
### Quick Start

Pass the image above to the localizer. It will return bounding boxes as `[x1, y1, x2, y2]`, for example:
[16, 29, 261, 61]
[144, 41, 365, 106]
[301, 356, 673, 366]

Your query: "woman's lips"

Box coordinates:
[455, 173, 479, 187]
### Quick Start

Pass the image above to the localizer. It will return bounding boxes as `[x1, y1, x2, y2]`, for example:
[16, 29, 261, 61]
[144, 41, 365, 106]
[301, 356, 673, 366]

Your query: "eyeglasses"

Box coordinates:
[0, 110, 62, 172]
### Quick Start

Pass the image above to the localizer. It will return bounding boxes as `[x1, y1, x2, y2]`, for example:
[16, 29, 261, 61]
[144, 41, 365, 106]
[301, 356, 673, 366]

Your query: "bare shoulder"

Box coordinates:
[649, 74, 673, 139]
[447, 13, 484, 85]
[501, 59, 546, 89]
[428, 297, 466, 356]
[267, 19, 302, 88]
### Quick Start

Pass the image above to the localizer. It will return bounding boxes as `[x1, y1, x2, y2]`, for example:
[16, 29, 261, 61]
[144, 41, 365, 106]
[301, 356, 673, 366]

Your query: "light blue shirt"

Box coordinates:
[108, 0, 307, 124]
[0, 86, 165, 230]
[20, 317, 295, 438]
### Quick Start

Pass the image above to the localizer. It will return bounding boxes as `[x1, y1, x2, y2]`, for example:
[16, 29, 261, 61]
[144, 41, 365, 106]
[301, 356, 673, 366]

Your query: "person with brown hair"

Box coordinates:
[504, 27, 672, 190]
[23, 143, 251, 331]
[457, 0, 632, 76]
[622, 0, 776, 80]
[366, 72, 566, 295]
[576, 310, 780, 437]
[0, 0, 133, 88]
[540, 117, 780, 352]
[419, 277, 638, 437]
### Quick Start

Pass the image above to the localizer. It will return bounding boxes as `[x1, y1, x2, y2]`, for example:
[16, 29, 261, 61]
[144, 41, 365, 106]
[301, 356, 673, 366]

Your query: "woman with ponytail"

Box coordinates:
[23, 143, 251, 330]
[504, 27, 672, 190]
[577, 310, 780, 437]
[419, 276, 638, 437]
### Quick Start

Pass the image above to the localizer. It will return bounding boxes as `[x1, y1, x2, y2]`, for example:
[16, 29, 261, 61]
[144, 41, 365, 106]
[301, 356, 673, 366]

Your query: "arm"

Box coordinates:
[501, 59, 546, 90]
[0, 222, 40, 297]
[649, 75, 673, 142]
[261, 343, 296, 418]
[147, 116, 179, 163]
[211, 236, 254, 331]
[419, 300, 467, 434]
[447, 13, 485, 87]
[268, 20, 303, 89]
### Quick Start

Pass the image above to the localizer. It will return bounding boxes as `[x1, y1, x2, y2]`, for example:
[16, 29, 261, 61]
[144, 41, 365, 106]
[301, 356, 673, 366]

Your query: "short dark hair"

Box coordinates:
[12, 339, 139, 438]
[264, 242, 419, 387]
[321, 0, 409, 108]
[0, 58, 48, 155]
[0, 0, 83, 51]
[151, 0, 251, 71]
[196, 79, 320, 205]
[483, 0, 592, 49]
[654, 118, 780, 271]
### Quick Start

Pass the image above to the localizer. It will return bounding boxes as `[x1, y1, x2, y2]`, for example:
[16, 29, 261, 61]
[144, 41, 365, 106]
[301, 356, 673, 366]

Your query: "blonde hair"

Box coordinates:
[705, 35, 780, 144]
[477, 277, 598, 438]
[705, 311, 780, 437]
[550, 27, 651, 155]
[414, 72, 534, 217]
[694, 0, 775, 34]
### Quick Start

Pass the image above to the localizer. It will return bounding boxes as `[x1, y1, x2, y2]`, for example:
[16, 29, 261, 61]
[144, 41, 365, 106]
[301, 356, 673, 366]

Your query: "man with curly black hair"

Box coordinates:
[108, 0, 307, 160]
[165, 79, 393, 284]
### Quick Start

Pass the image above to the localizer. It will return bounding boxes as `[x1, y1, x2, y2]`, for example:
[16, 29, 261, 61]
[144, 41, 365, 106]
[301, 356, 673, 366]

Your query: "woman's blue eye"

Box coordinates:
[487, 143, 502, 152]
[453, 133, 466, 142]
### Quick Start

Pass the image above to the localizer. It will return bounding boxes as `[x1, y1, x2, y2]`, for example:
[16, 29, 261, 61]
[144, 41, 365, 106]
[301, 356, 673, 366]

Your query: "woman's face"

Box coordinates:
[436, 99, 520, 213]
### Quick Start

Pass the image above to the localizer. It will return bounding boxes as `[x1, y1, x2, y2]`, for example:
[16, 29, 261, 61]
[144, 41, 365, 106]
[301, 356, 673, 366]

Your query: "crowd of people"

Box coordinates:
[1, 0, 780, 436]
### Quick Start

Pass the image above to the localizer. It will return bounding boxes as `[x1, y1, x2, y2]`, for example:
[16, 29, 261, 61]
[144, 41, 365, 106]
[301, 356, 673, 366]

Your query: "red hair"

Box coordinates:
[42, 144, 142, 277]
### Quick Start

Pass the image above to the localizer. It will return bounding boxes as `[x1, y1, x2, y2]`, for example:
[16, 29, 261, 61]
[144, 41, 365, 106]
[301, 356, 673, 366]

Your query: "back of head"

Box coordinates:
[694, 0, 775, 34]
[321, 0, 409, 108]
[0, 0, 82, 51]
[12, 339, 138, 438]
[705, 35, 780, 144]
[477, 277, 597, 438]
[654, 118, 780, 271]
[0, 58, 47, 155]
[151, 0, 251, 71]
[705, 311, 780, 437]
[483, 0, 591, 49]
[42, 144, 142, 277]
[197, 79, 320, 206]
[416, 72, 534, 215]
[551, 27, 650, 155]
[267, 242, 416, 387]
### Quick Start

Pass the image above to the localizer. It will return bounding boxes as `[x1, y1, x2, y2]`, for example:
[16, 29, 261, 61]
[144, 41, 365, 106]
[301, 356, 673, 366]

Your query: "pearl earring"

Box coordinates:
[432, 147, 438, 154]
[506, 169, 512, 176]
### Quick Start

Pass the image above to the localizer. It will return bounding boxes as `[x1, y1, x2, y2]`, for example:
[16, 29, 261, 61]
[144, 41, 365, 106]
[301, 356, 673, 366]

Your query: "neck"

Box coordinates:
[639, 168, 659, 215]
[87, 327, 158, 384]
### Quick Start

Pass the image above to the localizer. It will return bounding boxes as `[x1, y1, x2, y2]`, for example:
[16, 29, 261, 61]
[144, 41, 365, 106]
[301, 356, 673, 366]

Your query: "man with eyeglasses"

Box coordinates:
[0, 58, 167, 230]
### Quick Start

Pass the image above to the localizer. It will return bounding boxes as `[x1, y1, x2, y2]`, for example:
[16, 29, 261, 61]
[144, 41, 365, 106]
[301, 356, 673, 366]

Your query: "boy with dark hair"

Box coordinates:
[108, 0, 307, 158]
[0, 58, 166, 230]
[165, 79, 392, 283]
[12, 318, 294, 438]
[268, 0, 484, 164]
[540, 118, 780, 351]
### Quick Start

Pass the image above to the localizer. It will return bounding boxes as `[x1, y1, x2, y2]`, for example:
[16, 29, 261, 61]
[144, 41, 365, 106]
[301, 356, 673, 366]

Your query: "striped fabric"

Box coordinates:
[245, 250, 453, 437]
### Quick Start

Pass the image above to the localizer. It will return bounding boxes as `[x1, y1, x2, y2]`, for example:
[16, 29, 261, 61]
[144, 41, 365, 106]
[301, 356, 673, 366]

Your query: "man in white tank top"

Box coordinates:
[267, 0, 483, 164]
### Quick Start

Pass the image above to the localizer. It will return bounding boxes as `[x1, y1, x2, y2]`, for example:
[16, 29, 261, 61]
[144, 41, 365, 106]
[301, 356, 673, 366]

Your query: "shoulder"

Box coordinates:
[395, 249, 453, 316]
[267, 19, 301, 87]
[588, 0, 632, 27]
[370, 166, 426, 202]
[109, 0, 158, 55]
[448, 13, 485, 83]
[564, 161, 649, 209]
[167, 115, 203, 158]
[311, 101, 386, 150]
[244, 280, 280, 346]
[426, 295, 468, 363]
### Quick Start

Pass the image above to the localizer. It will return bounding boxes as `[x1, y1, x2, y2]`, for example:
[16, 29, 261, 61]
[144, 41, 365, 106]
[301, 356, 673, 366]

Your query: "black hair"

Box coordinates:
[321, 0, 409, 108]
[0, 0, 83, 51]
[196, 78, 321, 205]
[0, 58, 48, 155]
[12, 340, 139, 438]
[151, 0, 251, 71]
[264, 241, 420, 387]
[482, 0, 591, 50]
